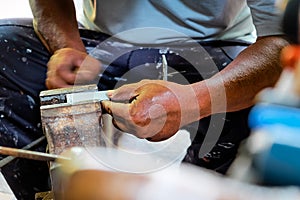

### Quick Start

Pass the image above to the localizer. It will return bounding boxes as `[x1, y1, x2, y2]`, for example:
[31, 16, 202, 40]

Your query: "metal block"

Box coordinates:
[40, 85, 105, 155]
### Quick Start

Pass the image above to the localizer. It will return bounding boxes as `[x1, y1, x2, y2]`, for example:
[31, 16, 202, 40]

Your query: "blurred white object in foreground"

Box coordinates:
[57, 145, 300, 200]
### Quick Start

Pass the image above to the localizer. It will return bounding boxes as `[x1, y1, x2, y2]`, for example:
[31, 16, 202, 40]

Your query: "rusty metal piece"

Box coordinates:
[39, 85, 110, 200]
[40, 85, 106, 155]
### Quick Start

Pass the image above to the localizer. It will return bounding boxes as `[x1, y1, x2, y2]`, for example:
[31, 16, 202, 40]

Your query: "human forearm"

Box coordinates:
[192, 36, 289, 118]
[29, 0, 85, 53]
[29, 0, 100, 89]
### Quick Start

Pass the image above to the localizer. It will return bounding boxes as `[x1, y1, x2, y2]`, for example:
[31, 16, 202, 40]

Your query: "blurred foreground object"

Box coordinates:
[55, 147, 300, 200]
[280, 0, 300, 95]
[261, 0, 300, 100]
[228, 0, 300, 186]
[229, 103, 300, 186]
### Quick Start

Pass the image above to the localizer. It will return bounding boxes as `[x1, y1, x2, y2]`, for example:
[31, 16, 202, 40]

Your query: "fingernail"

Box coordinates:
[106, 90, 114, 97]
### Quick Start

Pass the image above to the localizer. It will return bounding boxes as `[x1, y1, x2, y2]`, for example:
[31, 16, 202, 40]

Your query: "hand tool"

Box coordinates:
[0, 146, 70, 162]
[0, 136, 46, 168]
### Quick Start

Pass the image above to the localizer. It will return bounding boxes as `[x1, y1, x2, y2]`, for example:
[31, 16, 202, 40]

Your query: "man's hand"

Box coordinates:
[46, 48, 102, 89]
[101, 80, 200, 141]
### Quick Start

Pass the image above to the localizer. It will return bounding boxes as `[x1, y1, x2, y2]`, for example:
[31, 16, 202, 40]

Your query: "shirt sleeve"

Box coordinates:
[247, 0, 284, 37]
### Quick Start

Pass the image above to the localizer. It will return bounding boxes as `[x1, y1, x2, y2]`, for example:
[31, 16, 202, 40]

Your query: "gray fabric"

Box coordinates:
[77, 0, 283, 44]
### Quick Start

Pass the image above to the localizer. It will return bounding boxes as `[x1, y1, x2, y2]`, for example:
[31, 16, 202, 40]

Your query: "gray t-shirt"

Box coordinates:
[76, 0, 283, 44]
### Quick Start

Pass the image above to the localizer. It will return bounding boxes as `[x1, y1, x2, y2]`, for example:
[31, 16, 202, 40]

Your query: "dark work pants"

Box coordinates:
[0, 18, 251, 199]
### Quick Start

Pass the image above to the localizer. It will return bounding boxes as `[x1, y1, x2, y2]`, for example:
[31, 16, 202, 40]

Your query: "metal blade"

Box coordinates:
[66, 91, 110, 104]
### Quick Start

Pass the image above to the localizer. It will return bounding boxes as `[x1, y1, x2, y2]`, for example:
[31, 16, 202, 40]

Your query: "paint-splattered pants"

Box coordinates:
[0, 18, 251, 199]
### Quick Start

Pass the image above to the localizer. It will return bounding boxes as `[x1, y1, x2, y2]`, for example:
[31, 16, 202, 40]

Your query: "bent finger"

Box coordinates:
[101, 100, 130, 119]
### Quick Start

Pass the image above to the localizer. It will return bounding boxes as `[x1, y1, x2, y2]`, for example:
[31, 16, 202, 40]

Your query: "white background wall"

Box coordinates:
[0, 0, 84, 19]
[0, 0, 32, 19]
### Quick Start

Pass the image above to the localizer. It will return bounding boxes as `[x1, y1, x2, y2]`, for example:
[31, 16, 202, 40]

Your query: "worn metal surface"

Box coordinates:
[41, 102, 104, 155]
[40, 85, 105, 155]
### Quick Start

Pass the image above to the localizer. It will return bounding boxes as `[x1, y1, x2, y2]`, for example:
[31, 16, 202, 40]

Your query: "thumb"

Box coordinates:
[101, 100, 113, 115]
[101, 100, 130, 121]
